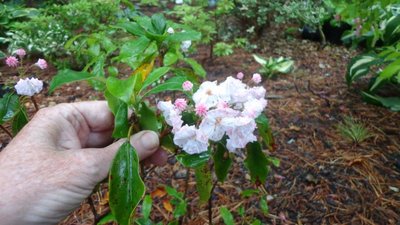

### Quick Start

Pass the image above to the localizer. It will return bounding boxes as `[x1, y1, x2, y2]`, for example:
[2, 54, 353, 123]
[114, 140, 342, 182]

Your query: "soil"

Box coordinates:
[1, 25, 400, 225]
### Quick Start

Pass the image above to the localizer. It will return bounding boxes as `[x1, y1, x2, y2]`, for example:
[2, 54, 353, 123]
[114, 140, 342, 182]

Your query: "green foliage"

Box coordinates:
[109, 141, 145, 225]
[220, 207, 235, 225]
[165, 186, 188, 219]
[213, 42, 234, 57]
[0, 92, 29, 135]
[0, 3, 39, 34]
[346, 43, 400, 110]
[337, 117, 372, 144]
[253, 55, 295, 78]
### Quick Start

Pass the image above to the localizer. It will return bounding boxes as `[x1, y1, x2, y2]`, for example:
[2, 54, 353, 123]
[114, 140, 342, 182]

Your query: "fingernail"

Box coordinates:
[140, 131, 159, 150]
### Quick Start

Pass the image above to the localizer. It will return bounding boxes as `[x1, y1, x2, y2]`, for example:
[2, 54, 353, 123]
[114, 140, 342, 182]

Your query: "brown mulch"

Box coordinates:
[1, 25, 400, 225]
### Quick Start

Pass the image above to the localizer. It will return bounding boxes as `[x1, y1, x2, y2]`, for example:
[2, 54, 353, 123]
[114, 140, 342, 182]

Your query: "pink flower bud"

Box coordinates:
[35, 58, 47, 70]
[182, 81, 193, 91]
[174, 98, 187, 111]
[236, 72, 244, 80]
[15, 49, 26, 57]
[252, 73, 262, 84]
[195, 103, 207, 117]
[5, 56, 19, 67]
[217, 101, 229, 109]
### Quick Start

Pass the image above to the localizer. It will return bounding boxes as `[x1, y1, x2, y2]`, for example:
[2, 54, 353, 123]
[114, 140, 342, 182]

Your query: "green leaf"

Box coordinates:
[241, 189, 259, 198]
[194, 163, 212, 203]
[165, 30, 201, 42]
[0, 93, 19, 124]
[370, 59, 400, 91]
[141, 67, 170, 91]
[163, 52, 179, 66]
[97, 212, 116, 225]
[108, 66, 119, 77]
[176, 151, 210, 168]
[142, 76, 187, 98]
[151, 14, 166, 34]
[138, 102, 159, 132]
[213, 143, 232, 182]
[161, 134, 177, 153]
[11, 106, 28, 135]
[244, 142, 269, 185]
[250, 219, 262, 225]
[118, 37, 151, 62]
[220, 207, 235, 225]
[165, 186, 183, 199]
[260, 196, 269, 215]
[114, 103, 130, 138]
[142, 195, 152, 220]
[115, 21, 146, 36]
[253, 54, 267, 65]
[49, 69, 95, 93]
[173, 200, 187, 219]
[362, 92, 400, 111]
[267, 156, 280, 167]
[106, 76, 137, 104]
[383, 15, 400, 44]
[109, 142, 145, 225]
[256, 114, 274, 149]
[183, 58, 206, 78]
[346, 53, 381, 85]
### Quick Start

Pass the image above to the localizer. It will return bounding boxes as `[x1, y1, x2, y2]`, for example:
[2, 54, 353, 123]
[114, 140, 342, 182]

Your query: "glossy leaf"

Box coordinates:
[163, 52, 178, 66]
[138, 102, 159, 132]
[346, 53, 381, 85]
[97, 213, 116, 225]
[220, 207, 235, 225]
[108, 66, 119, 77]
[106, 90, 130, 138]
[213, 143, 232, 182]
[11, 106, 28, 135]
[194, 163, 212, 203]
[256, 114, 274, 149]
[0, 93, 19, 124]
[183, 58, 206, 78]
[151, 14, 166, 34]
[241, 189, 259, 198]
[176, 151, 210, 168]
[160, 134, 177, 153]
[109, 142, 145, 225]
[106, 75, 137, 104]
[117, 37, 151, 64]
[142, 76, 187, 97]
[49, 69, 95, 93]
[115, 21, 146, 36]
[141, 67, 170, 91]
[244, 142, 269, 184]
[166, 30, 201, 42]
[370, 58, 400, 91]
[260, 196, 269, 215]
[362, 92, 400, 111]
[142, 195, 152, 220]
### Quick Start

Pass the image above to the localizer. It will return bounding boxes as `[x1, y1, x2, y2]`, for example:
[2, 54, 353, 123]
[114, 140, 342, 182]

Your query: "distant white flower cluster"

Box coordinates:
[14, 78, 43, 96]
[158, 75, 267, 154]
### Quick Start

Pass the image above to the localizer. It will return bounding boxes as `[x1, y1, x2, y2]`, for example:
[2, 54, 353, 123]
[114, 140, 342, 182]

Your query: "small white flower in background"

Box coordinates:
[15, 49, 26, 57]
[181, 40, 192, 52]
[14, 77, 43, 96]
[236, 72, 244, 80]
[5, 56, 19, 67]
[35, 58, 48, 70]
[167, 27, 175, 34]
[157, 76, 267, 154]
[175, 0, 183, 4]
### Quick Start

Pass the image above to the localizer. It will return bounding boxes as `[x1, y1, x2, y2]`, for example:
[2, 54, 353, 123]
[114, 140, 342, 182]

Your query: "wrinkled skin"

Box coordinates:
[0, 101, 167, 225]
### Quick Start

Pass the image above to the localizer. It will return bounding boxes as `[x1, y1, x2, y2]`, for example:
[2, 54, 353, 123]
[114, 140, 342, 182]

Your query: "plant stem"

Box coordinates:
[0, 125, 12, 138]
[30, 96, 39, 112]
[87, 196, 99, 225]
[208, 181, 218, 225]
[179, 168, 191, 225]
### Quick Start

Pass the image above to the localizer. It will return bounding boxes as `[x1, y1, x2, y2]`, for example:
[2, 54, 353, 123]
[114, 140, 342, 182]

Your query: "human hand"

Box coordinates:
[0, 101, 167, 225]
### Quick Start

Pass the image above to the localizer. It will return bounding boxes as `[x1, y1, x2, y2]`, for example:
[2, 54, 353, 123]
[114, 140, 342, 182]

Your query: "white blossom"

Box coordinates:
[199, 108, 239, 141]
[193, 81, 228, 109]
[167, 27, 175, 34]
[181, 40, 191, 52]
[157, 101, 183, 133]
[222, 117, 257, 152]
[174, 125, 209, 154]
[14, 77, 43, 96]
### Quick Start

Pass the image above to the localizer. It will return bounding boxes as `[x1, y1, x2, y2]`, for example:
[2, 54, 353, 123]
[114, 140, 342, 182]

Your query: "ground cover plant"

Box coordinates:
[0, 0, 400, 224]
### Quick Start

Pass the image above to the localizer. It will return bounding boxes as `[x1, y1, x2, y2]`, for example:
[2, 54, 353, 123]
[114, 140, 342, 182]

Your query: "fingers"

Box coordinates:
[79, 131, 164, 182]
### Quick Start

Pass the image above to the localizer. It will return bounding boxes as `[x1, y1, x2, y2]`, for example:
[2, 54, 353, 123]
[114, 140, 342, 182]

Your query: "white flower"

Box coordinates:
[167, 27, 175, 34]
[174, 125, 209, 154]
[222, 117, 257, 152]
[248, 86, 266, 100]
[242, 98, 267, 119]
[14, 77, 43, 96]
[157, 101, 183, 133]
[193, 81, 228, 109]
[181, 40, 191, 52]
[219, 76, 248, 104]
[199, 107, 239, 141]
[175, 0, 183, 4]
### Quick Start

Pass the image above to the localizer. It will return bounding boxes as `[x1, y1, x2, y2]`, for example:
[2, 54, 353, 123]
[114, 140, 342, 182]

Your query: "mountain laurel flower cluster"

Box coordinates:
[158, 76, 267, 154]
[14, 78, 43, 96]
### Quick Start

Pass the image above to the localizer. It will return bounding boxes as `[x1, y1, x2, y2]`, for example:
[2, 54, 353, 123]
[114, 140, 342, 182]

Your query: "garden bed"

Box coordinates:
[1, 24, 399, 224]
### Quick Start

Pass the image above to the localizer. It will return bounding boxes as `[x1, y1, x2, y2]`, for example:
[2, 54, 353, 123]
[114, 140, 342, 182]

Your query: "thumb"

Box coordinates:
[79, 130, 160, 183]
